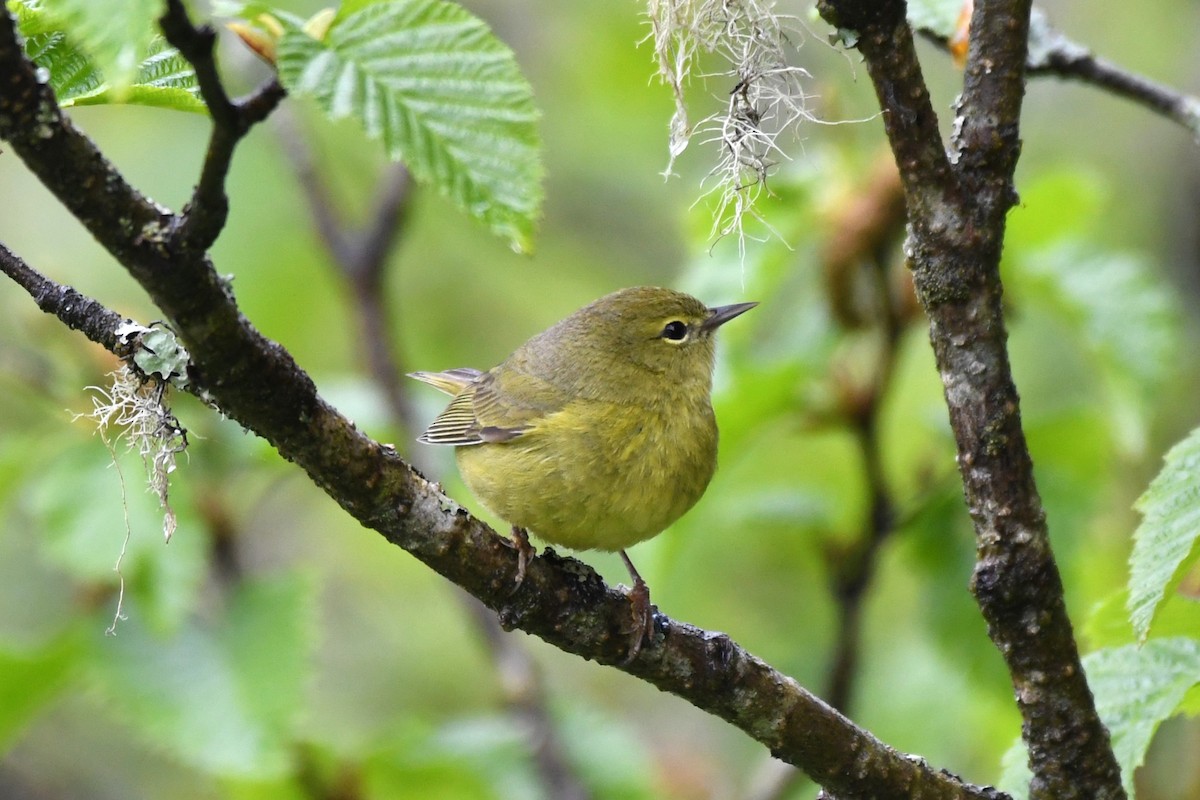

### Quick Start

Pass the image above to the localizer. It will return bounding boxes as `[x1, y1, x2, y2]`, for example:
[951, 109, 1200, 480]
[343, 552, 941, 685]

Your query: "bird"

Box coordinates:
[410, 286, 756, 661]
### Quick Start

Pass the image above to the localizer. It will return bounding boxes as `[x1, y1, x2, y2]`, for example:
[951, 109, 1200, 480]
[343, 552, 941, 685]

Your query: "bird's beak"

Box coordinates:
[702, 301, 758, 332]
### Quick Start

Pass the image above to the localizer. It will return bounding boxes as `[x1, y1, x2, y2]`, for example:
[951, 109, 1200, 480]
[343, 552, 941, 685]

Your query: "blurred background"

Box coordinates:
[1, 0, 1198, 798]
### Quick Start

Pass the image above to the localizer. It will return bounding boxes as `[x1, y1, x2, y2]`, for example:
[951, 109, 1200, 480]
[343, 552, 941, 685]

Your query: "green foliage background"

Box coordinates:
[1, 0, 1199, 798]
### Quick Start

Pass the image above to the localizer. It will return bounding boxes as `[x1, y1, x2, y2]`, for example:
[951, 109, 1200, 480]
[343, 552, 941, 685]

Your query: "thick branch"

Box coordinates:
[817, 1, 1125, 799]
[0, 8, 1005, 797]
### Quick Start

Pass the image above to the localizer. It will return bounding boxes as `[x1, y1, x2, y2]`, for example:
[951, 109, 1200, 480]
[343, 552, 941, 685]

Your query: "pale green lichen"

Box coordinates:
[647, 0, 816, 256]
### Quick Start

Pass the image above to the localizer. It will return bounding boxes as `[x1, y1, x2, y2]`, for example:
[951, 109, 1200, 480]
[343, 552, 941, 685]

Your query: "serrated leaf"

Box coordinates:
[13, 0, 205, 113]
[88, 572, 316, 778]
[999, 638, 1200, 799]
[275, 0, 543, 253]
[41, 0, 160, 94]
[1086, 589, 1200, 658]
[1007, 245, 1178, 456]
[1128, 427, 1200, 641]
[66, 38, 206, 113]
[9, 0, 55, 35]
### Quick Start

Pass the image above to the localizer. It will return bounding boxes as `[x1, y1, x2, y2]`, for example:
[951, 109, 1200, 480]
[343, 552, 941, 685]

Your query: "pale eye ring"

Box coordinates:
[661, 320, 688, 341]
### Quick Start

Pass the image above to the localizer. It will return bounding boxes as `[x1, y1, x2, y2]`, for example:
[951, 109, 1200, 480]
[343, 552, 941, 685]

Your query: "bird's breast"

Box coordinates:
[456, 395, 718, 552]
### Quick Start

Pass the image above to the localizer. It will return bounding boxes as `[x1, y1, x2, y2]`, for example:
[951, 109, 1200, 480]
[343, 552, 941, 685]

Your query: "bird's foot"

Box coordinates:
[508, 526, 535, 592]
[622, 578, 654, 665]
[619, 550, 655, 664]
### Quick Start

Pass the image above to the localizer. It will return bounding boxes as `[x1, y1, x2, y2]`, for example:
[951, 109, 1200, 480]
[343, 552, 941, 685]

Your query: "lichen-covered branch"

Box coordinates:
[816, 1, 1126, 798]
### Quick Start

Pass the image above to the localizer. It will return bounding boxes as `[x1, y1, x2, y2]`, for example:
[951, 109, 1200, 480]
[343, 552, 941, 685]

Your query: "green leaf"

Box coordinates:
[1006, 245, 1178, 456]
[999, 638, 1200, 799]
[275, 0, 543, 253]
[350, 717, 534, 800]
[66, 37, 206, 113]
[1128, 426, 1200, 641]
[87, 572, 317, 778]
[23, 440, 206, 633]
[12, 0, 205, 113]
[41, 0, 160, 94]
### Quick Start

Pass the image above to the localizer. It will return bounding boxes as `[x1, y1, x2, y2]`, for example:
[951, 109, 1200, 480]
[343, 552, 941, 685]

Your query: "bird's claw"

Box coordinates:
[508, 526, 535, 593]
[621, 578, 654, 665]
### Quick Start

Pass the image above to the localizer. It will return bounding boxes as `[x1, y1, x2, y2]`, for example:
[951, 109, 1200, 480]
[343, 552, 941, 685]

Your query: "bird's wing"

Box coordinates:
[413, 369, 545, 446]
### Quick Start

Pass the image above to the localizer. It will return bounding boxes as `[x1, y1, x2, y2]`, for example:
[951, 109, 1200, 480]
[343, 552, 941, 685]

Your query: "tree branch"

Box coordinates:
[816, 1, 1125, 798]
[0, 7, 1008, 797]
[159, 0, 285, 253]
[920, 8, 1200, 138]
[0, 242, 126, 351]
[0, 251, 1008, 800]
[1024, 9, 1200, 136]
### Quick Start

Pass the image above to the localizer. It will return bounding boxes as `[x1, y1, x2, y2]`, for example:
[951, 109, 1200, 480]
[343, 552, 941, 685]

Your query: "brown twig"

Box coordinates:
[824, 168, 907, 716]
[1024, 7, 1200, 136]
[817, 1, 1126, 798]
[919, 8, 1200, 138]
[158, 0, 285, 253]
[0, 242, 125, 350]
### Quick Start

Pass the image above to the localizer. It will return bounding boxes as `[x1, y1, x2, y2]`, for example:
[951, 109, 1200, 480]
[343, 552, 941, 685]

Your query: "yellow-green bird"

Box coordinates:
[410, 286, 756, 660]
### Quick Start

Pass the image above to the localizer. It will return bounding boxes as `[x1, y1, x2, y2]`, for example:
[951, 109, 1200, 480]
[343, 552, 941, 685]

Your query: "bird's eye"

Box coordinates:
[661, 320, 689, 342]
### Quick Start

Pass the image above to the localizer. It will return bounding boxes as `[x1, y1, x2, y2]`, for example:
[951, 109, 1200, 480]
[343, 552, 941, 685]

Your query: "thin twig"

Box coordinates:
[1025, 8, 1200, 137]
[824, 199, 905, 716]
[919, 8, 1200, 139]
[159, 0, 286, 253]
[0, 242, 126, 347]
